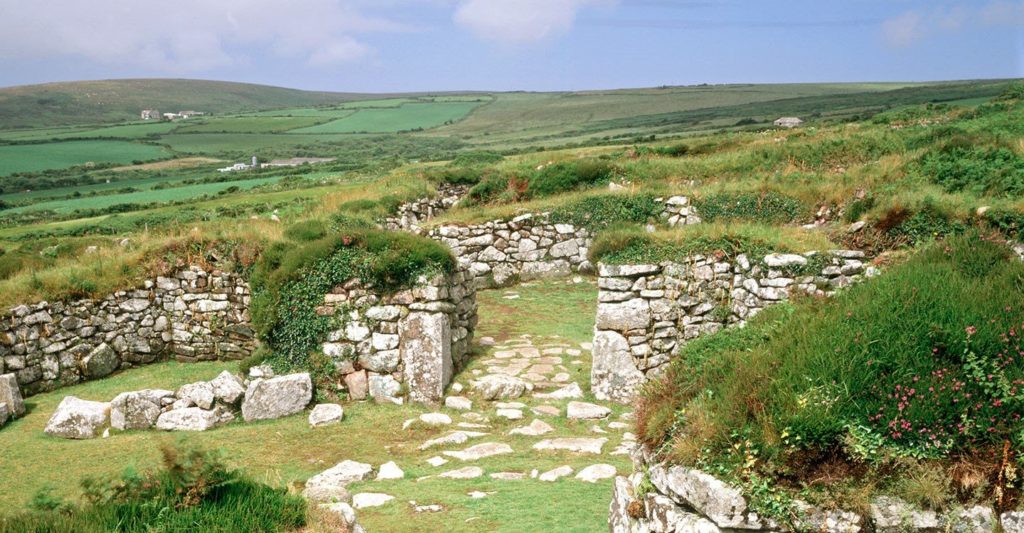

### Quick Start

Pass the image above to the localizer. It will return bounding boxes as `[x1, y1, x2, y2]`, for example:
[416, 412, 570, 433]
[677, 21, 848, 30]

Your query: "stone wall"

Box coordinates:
[430, 212, 595, 289]
[319, 268, 477, 404]
[0, 266, 256, 397]
[592, 250, 876, 402]
[383, 184, 470, 232]
[609, 444, 1004, 532]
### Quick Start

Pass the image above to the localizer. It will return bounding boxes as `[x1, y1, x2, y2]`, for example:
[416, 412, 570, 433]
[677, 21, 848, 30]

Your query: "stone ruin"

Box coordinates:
[591, 250, 877, 403]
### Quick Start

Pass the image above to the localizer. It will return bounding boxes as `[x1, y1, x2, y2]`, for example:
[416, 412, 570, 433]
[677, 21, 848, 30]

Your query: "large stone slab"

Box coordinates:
[44, 396, 110, 439]
[309, 403, 345, 427]
[443, 442, 514, 461]
[471, 374, 532, 400]
[0, 373, 25, 417]
[155, 407, 221, 431]
[111, 389, 173, 430]
[648, 463, 769, 530]
[304, 460, 372, 503]
[241, 373, 313, 422]
[401, 311, 452, 404]
[566, 401, 612, 420]
[533, 437, 607, 454]
[83, 343, 119, 379]
[209, 371, 246, 404]
[591, 330, 645, 403]
[596, 298, 651, 331]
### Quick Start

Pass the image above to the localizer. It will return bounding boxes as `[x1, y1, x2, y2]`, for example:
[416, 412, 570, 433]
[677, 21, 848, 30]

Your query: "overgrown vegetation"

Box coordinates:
[0, 443, 306, 532]
[636, 233, 1024, 517]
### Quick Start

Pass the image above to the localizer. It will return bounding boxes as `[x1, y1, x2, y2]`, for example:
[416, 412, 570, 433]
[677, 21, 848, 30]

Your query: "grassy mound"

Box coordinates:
[0, 444, 306, 533]
[636, 232, 1024, 514]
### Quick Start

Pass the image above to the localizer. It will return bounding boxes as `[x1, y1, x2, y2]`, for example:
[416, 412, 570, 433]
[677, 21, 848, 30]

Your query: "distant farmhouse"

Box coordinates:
[774, 117, 804, 128]
[144, 110, 206, 121]
[219, 156, 259, 173]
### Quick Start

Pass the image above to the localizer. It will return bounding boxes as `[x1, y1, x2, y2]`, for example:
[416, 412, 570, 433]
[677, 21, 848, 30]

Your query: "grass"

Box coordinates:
[0, 280, 629, 532]
[0, 141, 169, 176]
[291, 102, 481, 134]
[174, 116, 330, 134]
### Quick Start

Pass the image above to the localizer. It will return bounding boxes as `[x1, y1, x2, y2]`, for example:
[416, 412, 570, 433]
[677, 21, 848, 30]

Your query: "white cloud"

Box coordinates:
[454, 0, 614, 44]
[0, 0, 403, 73]
[882, 1, 1024, 47]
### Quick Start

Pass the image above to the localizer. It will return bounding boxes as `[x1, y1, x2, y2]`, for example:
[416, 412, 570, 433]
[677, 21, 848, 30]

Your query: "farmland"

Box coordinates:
[0, 140, 168, 175]
[290, 100, 484, 133]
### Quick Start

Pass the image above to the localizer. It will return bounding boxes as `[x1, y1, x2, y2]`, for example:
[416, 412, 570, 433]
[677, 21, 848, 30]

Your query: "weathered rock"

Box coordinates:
[442, 442, 514, 461]
[209, 371, 245, 404]
[591, 330, 644, 403]
[533, 437, 607, 454]
[444, 396, 472, 410]
[111, 389, 172, 430]
[950, 506, 995, 533]
[309, 403, 344, 427]
[471, 374, 532, 400]
[304, 460, 373, 503]
[596, 299, 650, 331]
[439, 466, 484, 479]
[794, 500, 862, 532]
[0, 403, 8, 427]
[870, 496, 941, 532]
[401, 312, 452, 404]
[567, 401, 611, 420]
[575, 464, 616, 483]
[509, 419, 554, 436]
[44, 396, 110, 439]
[320, 502, 359, 530]
[496, 408, 523, 420]
[533, 382, 583, 400]
[644, 492, 722, 533]
[0, 373, 25, 417]
[352, 493, 394, 509]
[490, 472, 527, 480]
[155, 407, 222, 431]
[344, 370, 369, 400]
[241, 373, 313, 422]
[368, 374, 403, 405]
[418, 430, 488, 450]
[539, 465, 574, 482]
[176, 381, 216, 410]
[649, 464, 768, 530]
[376, 461, 404, 480]
[83, 343, 119, 379]
[1002, 511, 1024, 533]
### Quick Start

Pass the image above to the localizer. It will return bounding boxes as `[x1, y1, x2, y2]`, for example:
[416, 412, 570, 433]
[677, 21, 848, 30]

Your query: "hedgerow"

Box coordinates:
[249, 223, 453, 369]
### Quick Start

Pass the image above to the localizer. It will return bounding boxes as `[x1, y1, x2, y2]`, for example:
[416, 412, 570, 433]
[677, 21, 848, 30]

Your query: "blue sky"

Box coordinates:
[0, 0, 1021, 92]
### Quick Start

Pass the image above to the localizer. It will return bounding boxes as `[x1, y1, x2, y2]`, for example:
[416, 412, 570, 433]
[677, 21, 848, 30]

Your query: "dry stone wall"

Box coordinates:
[592, 250, 877, 402]
[383, 184, 470, 232]
[319, 268, 477, 404]
[0, 266, 256, 398]
[610, 444, 1004, 532]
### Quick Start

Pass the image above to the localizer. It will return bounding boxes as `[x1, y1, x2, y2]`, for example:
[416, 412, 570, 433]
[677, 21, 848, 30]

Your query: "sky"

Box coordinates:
[0, 0, 1021, 92]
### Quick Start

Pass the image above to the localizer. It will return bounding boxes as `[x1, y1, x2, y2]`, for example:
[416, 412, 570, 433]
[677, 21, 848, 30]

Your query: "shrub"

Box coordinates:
[527, 160, 616, 198]
[919, 144, 1024, 197]
[883, 199, 967, 245]
[283, 219, 329, 242]
[693, 191, 807, 224]
[548, 194, 662, 231]
[0, 444, 307, 532]
[249, 228, 454, 368]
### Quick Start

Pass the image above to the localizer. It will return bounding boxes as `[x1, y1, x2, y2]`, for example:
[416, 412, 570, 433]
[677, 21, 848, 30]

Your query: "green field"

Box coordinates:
[0, 141, 169, 175]
[291, 101, 482, 133]
[173, 116, 330, 134]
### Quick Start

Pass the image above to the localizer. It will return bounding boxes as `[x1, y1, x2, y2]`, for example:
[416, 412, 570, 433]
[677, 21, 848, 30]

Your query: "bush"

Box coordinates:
[693, 191, 806, 224]
[0, 444, 306, 532]
[919, 143, 1024, 197]
[249, 227, 454, 368]
[283, 219, 329, 242]
[548, 194, 663, 231]
[464, 159, 618, 205]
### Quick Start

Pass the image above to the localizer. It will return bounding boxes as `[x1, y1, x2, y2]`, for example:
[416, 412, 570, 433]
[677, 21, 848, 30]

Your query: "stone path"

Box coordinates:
[308, 334, 636, 529]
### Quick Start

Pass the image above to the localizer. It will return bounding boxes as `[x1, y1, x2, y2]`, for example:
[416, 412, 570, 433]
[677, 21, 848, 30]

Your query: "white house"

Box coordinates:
[140, 109, 161, 120]
[774, 117, 804, 128]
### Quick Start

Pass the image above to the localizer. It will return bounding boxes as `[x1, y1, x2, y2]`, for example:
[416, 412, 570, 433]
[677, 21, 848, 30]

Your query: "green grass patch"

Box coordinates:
[0, 141, 169, 176]
[291, 102, 480, 134]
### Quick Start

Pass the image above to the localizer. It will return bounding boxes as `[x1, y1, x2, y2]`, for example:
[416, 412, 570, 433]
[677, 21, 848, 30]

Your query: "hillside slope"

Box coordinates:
[0, 79, 372, 128]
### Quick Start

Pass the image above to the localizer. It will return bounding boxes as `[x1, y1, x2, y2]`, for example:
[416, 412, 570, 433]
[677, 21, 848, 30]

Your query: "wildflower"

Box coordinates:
[966, 326, 977, 336]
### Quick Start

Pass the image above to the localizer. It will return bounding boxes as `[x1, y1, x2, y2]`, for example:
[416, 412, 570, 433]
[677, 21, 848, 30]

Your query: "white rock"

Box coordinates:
[533, 437, 607, 454]
[533, 382, 583, 400]
[439, 466, 484, 479]
[320, 502, 358, 527]
[496, 408, 523, 420]
[509, 419, 554, 436]
[155, 407, 222, 432]
[209, 371, 246, 404]
[764, 253, 808, 267]
[44, 396, 110, 439]
[0, 373, 25, 418]
[352, 493, 394, 509]
[176, 381, 215, 410]
[490, 472, 527, 480]
[467, 491, 492, 499]
[576, 464, 617, 483]
[539, 465, 574, 482]
[376, 461, 405, 480]
[241, 373, 313, 422]
[443, 442, 514, 461]
[426, 456, 448, 467]
[418, 430, 489, 450]
[444, 396, 473, 410]
[110, 389, 173, 430]
[471, 374, 532, 400]
[419, 412, 452, 426]
[305, 460, 373, 503]
[567, 401, 611, 420]
[309, 404, 345, 427]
